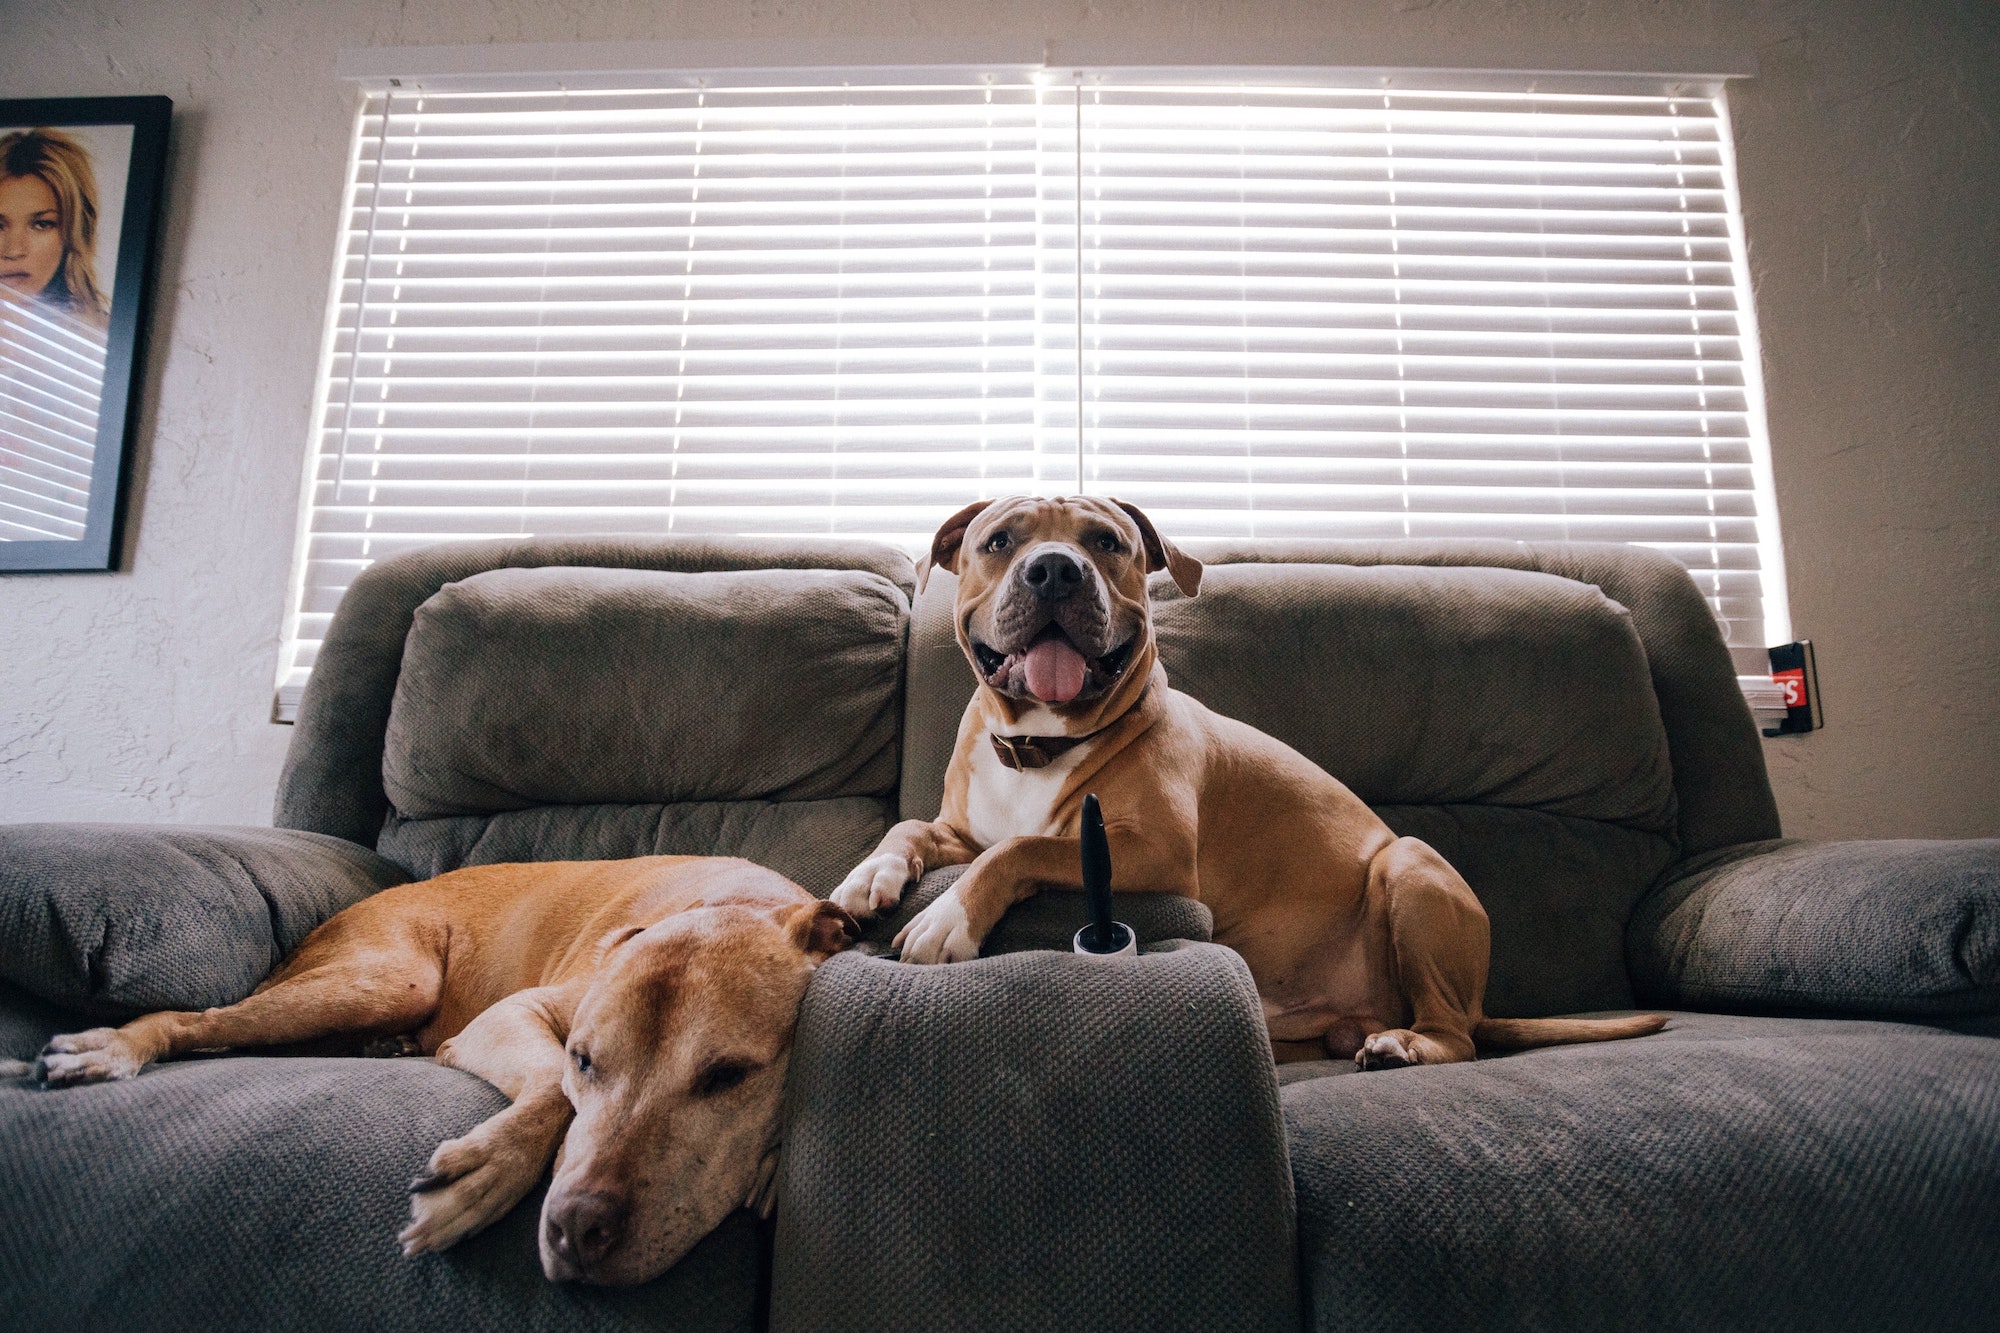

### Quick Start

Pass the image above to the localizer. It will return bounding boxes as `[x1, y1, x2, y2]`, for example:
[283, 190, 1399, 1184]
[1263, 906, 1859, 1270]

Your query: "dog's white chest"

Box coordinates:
[964, 738, 1086, 849]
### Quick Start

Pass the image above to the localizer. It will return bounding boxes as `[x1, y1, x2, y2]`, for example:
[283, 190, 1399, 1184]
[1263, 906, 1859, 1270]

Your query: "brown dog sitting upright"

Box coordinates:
[833, 496, 1664, 1068]
[36, 855, 859, 1284]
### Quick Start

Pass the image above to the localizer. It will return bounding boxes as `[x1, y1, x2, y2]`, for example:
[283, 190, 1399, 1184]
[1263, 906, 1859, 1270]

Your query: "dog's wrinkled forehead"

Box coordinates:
[580, 910, 802, 1049]
[969, 495, 1139, 554]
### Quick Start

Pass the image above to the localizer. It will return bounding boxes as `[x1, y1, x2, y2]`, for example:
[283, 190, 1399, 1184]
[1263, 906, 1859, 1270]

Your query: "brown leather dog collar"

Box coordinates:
[987, 683, 1151, 770]
[989, 732, 1092, 771]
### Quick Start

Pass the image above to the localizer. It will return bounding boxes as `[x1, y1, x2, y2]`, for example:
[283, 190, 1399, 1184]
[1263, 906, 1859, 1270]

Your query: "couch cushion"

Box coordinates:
[1375, 805, 1676, 1015]
[0, 980, 67, 1066]
[0, 1055, 761, 1332]
[1152, 563, 1675, 832]
[378, 797, 891, 898]
[1182, 539, 1778, 856]
[383, 565, 908, 818]
[0, 824, 409, 1021]
[281, 536, 916, 848]
[1284, 1011, 2000, 1331]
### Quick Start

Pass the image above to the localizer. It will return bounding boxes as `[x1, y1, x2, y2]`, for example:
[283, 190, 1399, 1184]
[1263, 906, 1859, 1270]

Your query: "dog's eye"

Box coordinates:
[693, 1059, 754, 1098]
[572, 1048, 592, 1075]
[982, 531, 1011, 554]
[1092, 533, 1122, 554]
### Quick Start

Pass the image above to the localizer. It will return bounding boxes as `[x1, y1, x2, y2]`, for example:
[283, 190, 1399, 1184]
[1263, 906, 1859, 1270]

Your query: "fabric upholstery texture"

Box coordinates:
[1152, 562, 1676, 832]
[1183, 539, 1778, 856]
[772, 943, 1298, 1332]
[854, 865, 1215, 957]
[1629, 838, 2000, 1017]
[0, 979, 67, 1065]
[898, 567, 973, 823]
[377, 797, 890, 897]
[1284, 1010, 2000, 1332]
[0, 824, 408, 1020]
[383, 566, 907, 818]
[0, 1055, 761, 1332]
[1377, 805, 1677, 1016]
[277, 536, 916, 846]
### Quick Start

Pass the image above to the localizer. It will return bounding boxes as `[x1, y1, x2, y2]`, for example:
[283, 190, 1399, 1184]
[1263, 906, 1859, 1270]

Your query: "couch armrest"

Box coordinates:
[1628, 838, 2000, 1018]
[0, 824, 410, 1019]
[771, 942, 1297, 1333]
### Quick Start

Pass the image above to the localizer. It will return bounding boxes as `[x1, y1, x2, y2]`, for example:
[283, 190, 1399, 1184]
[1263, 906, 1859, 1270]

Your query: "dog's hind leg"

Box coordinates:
[401, 984, 579, 1256]
[37, 934, 445, 1088]
[1354, 837, 1489, 1071]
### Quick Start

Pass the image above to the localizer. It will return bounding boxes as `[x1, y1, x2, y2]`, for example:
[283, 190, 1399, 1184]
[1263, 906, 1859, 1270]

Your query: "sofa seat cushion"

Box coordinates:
[377, 796, 891, 898]
[383, 565, 908, 818]
[1283, 1011, 2000, 1332]
[0, 1054, 760, 1332]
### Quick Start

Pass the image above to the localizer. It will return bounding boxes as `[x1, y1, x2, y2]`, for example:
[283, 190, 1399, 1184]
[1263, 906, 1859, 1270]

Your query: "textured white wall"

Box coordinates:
[1, 0, 1994, 838]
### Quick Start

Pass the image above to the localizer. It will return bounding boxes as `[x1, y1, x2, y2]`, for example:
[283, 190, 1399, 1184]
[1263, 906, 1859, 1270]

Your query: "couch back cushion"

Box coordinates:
[1149, 562, 1678, 1015]
[376, 798, 891, 901]
[1153, 564, 1676, 832]
[376, 565, 908, 892]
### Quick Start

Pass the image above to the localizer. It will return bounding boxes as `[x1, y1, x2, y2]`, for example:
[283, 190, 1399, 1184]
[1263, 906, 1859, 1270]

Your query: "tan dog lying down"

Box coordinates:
[835, 496, 1664, 1068]
[36, 855, 859, 1285]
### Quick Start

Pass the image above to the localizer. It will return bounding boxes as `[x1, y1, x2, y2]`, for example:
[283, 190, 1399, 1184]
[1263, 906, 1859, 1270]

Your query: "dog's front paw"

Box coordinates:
[36, 1029, 145, 1088]
[832, 852, 918, 919]
[893, 890, 978, 965]
[401, 1130, 540, 1256]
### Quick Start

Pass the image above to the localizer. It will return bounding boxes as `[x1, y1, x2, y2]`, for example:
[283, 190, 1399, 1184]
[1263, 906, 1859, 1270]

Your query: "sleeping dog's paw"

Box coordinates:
[832, 852, 917, 919]
[893, 890, 979, 965]
[401, 1127, 543, 1256]
[36, 1029, 146, 1087]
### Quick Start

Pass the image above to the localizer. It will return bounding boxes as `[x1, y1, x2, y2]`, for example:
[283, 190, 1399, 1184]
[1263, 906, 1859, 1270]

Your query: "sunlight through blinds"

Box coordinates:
[286, 82, 1043, 677]
[281, 72, 1785, 697]
[1058, 83, 1784, 652]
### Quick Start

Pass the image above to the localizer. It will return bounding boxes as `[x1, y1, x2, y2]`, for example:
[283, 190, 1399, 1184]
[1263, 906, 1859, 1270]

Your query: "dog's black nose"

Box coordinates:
[1019, 547, 1086, 602]
[548, 1190, 627, 1274]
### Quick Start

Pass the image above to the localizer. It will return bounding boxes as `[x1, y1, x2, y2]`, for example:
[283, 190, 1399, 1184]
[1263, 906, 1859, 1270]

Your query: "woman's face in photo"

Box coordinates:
[0, 173, 63, 299]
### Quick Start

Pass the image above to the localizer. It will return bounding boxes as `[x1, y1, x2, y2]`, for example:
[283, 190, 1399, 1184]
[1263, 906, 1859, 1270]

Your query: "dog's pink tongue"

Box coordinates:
[1023, 638, 1089, 703]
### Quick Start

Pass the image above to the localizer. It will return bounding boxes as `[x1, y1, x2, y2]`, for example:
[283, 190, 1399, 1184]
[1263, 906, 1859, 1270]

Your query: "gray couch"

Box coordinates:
[2, 536, 1994, 1331]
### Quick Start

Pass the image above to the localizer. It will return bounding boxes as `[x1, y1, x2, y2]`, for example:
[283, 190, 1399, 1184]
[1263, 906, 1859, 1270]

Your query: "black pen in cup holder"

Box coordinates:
[1073, 793, 1136, 958]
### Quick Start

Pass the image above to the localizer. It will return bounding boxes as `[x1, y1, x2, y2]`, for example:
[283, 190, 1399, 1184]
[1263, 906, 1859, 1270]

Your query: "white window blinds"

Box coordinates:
[282, 70, 1786, 697]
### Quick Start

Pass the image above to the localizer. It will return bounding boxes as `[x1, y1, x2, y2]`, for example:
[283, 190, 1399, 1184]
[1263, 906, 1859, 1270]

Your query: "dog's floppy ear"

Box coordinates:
[789, 899, 862, 961]
[1114, 499, 1202, 596]
[918, 498, 995, 594]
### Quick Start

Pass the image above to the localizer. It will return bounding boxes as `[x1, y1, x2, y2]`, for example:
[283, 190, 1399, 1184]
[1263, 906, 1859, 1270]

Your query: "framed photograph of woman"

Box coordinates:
[0, 95, 170, 571]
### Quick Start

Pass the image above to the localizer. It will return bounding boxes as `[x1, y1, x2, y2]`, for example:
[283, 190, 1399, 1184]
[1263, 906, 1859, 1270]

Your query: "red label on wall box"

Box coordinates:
[1773, 668, 1806, 708]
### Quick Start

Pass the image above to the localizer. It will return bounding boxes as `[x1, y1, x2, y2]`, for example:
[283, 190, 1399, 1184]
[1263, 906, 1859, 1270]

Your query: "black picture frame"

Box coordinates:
[0, 95, 171, 572]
